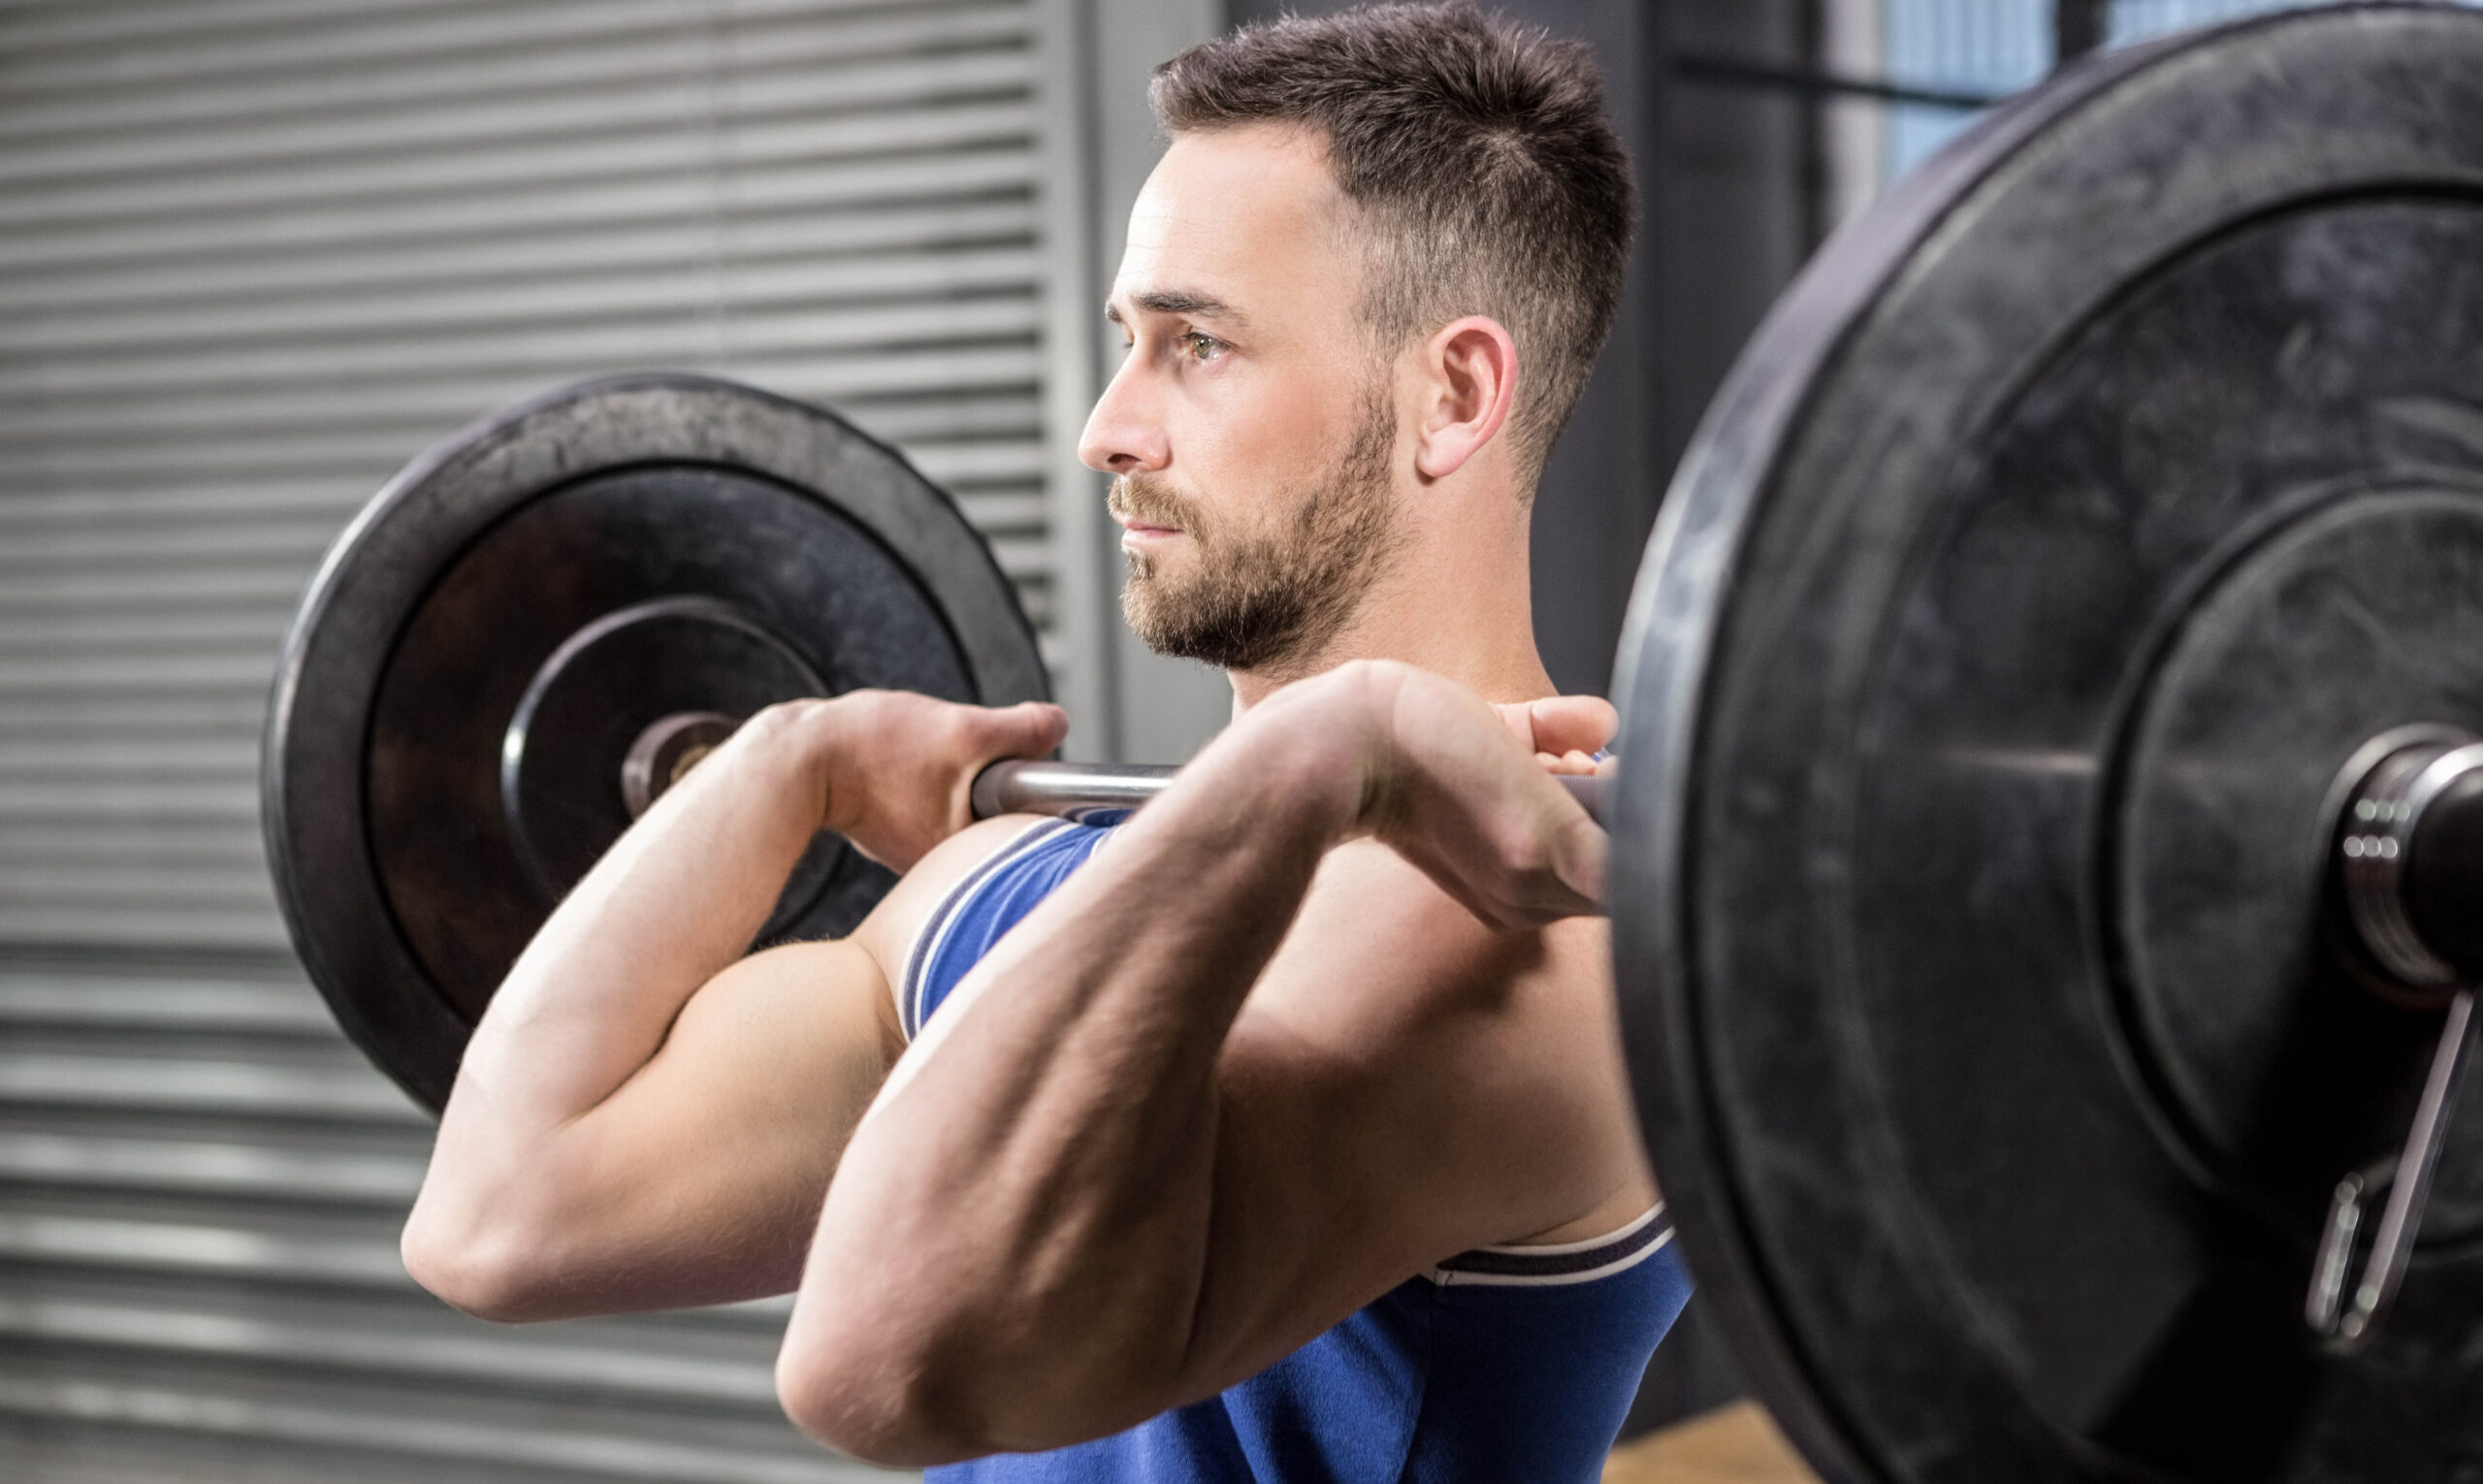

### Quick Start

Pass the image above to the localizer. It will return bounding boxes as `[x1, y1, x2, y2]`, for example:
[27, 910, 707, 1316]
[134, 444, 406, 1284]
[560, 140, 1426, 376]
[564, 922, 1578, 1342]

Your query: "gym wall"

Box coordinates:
[0, 1, 2450, 1481]
[0, 0, 1073, 1476]
[0, 0, 1077, 954]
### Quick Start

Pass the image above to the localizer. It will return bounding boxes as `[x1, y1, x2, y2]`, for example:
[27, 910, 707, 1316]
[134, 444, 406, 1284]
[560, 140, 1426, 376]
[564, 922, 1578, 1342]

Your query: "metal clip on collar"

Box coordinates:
[2310, 737, 2483, 1353]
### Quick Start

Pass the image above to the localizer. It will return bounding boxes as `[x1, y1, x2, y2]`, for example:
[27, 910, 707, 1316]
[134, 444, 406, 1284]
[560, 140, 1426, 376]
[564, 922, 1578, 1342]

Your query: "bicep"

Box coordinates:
[567, 818, 1037, 1304]
[539, 940, 905, 1307]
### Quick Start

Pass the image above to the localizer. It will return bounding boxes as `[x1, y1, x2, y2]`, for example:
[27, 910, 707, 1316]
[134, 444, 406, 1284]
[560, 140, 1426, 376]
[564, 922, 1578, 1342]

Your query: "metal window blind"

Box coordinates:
[0, 0, 1059, 1474]
[0, 955, 906, 1482]
[0, 0, 1057, 951]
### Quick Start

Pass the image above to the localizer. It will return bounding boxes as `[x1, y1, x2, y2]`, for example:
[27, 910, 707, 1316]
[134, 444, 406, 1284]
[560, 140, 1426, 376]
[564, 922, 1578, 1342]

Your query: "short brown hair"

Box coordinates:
[1150, 2, 1634, 474]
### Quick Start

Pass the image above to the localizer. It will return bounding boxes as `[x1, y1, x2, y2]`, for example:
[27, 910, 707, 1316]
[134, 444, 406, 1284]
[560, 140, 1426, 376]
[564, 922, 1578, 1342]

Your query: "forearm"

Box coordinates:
[428, 688, 1063, 1140]
[447, 705, 831, 1122]
[408, 703, 838, 1302]
[403, 690, 1069, 1322]
[783, 719, 1350, 1459]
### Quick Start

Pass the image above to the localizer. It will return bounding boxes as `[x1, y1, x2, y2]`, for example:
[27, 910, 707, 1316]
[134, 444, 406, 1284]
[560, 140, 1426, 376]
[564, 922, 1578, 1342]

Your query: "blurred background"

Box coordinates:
[0, 1, 2443, 1479]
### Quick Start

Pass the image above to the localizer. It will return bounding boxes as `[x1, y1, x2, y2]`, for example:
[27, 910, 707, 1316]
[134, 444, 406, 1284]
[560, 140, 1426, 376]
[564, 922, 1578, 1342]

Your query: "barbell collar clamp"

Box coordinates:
[621, 711, 738, 820]
[2306, 728, 2483, 1350]
[2338, 733, 2483, 993]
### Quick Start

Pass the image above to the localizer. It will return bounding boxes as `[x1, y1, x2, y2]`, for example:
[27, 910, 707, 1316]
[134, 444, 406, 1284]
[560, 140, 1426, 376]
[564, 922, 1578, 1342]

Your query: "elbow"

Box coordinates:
[774, 1297, 1170, 1466]
[400, 1194, 573, 1324]
[774, 1308, 996, 1467]
[774, 1345, 960, 1467]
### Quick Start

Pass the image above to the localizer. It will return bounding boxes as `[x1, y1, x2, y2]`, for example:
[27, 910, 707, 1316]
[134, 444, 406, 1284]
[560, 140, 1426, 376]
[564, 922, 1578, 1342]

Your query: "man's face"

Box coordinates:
[1080, 124, 1403, 674]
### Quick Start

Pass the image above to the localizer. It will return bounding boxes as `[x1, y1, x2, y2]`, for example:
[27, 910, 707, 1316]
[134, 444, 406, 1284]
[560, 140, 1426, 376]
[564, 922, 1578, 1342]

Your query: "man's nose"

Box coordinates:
[1078, 357, 1171, 475]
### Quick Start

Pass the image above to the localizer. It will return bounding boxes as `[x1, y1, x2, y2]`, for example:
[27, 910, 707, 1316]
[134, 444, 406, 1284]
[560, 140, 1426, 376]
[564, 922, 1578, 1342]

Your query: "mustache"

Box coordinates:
[1107, 474, 1200, 532]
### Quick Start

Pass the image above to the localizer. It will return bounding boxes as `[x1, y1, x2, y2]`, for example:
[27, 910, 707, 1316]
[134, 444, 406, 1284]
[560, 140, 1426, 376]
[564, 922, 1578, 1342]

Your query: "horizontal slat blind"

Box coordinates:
[0, 0, 1045, 1474]
[0, 956, 908, 1482]
[0, 0, 1056, 951]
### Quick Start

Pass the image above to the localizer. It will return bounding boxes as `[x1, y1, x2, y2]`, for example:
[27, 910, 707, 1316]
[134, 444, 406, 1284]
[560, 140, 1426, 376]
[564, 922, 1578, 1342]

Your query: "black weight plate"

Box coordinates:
[1611, 9, 2483, 1483]
[367, 468, 924, 1022]
[266, 374, 1048, 1113]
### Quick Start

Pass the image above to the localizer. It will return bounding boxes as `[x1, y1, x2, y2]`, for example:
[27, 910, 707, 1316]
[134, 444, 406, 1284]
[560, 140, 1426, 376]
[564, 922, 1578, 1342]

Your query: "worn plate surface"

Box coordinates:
[265, 373, 1048, 1112]
[1611, 8, 2483, 1482]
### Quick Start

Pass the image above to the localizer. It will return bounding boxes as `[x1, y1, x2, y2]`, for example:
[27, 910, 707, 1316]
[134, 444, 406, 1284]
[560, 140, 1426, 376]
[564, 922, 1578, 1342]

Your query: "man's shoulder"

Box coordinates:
[1270, 839, 1612, 1017]
[1310, 839, 1609, 953]
[847, 814, 1067, 985]
[1243, 841, 1649, 1249]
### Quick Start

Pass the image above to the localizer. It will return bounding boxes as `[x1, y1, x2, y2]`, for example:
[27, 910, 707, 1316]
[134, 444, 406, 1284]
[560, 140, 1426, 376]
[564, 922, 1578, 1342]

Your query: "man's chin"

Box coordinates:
[1120, 570, 1176, 628]
[1121, 576, 1217, 661]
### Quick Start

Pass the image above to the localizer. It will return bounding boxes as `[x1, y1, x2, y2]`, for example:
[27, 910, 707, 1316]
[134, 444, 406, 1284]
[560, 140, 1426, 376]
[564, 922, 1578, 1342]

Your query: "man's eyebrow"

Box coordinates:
[1109, 290, 1248, 326]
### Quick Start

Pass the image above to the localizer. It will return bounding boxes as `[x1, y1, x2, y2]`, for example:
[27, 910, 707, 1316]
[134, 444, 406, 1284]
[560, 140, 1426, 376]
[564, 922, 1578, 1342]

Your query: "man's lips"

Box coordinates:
[1107, 479, 1189, 540]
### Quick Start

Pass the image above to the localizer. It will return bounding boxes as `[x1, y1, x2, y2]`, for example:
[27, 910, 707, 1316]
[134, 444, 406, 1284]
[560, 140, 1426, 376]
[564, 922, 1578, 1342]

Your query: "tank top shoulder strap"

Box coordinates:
[1422, 1202, 1675, 1287]
[897, 819, 1074, 1039]
[897, 818, 1134, 1040]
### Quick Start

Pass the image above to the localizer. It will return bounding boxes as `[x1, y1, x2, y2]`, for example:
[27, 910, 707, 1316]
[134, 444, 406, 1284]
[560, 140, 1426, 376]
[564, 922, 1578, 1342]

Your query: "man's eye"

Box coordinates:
[1181, 332, 1225, 362]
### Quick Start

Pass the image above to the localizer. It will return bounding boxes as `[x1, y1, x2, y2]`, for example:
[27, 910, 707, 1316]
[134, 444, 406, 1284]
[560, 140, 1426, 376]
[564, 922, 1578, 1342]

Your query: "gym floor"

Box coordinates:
[1604, 1403, 1818, 1484]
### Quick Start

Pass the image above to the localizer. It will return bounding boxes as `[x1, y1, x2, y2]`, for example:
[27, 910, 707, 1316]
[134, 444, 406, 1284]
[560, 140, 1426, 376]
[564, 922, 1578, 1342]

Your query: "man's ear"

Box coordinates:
[1412, 315, 1519, 482]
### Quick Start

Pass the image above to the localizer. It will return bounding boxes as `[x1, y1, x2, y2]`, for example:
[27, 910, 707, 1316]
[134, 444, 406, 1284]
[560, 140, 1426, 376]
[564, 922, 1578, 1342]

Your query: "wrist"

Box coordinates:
[1213, 672, 1390, 844]
[739, 699, 848, 826]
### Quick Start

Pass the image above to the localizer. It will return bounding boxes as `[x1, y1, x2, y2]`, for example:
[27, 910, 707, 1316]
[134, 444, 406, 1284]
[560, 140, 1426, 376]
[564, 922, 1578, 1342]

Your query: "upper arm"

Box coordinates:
[574, 818, 1054, 1273]
[566, 939, 905, 1298]
[409, 820, 1043, 1321]
[409, 938, 901, 1317]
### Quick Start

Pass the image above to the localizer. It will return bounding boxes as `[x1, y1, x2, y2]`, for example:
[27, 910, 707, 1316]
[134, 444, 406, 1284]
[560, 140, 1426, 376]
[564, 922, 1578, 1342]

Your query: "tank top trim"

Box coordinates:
[1422, 1202, 1673, 1288]
[899, 818, 1075, 1041]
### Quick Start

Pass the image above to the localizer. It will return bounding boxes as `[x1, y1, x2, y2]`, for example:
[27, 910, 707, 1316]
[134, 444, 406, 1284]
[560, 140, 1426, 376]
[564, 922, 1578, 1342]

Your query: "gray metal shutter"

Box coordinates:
[0, 0, 1059, 951]
[0, 0, 1072, 1475]
[0, 953, 905, 1482]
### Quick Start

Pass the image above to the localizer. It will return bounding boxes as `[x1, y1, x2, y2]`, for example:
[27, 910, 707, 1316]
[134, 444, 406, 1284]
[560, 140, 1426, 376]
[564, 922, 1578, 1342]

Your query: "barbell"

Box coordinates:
[261, 7, 2483, 1480]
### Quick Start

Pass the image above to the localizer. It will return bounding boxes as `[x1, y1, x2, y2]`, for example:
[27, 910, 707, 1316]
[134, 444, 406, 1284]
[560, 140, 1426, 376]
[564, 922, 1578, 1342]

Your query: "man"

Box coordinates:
[403, 5, 1682, 1478]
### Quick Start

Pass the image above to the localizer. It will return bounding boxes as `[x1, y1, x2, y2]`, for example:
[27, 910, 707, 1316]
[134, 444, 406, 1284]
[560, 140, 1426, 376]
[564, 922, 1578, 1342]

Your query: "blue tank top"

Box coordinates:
[895, 818, 1693, 1484]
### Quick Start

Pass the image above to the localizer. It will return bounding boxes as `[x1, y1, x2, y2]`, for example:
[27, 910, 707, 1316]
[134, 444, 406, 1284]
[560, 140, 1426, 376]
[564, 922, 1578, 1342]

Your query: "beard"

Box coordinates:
[1108, 392, 1403, 675]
